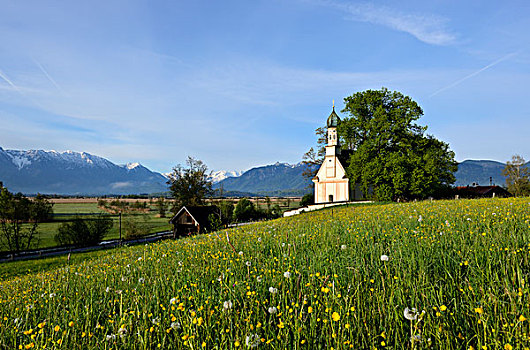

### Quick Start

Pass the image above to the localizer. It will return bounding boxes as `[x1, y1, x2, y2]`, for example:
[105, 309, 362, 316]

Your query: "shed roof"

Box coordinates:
[169, 206, 220, 226]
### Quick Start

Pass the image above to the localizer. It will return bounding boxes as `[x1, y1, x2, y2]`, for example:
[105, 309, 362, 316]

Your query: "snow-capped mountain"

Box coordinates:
[0, 147, 168, 195]
[209, 170, 243, 184]
[214, 162, 317, 196]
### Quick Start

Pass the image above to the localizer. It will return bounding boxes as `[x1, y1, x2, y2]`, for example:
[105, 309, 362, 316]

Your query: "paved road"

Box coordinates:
[0, 231, 173, 263]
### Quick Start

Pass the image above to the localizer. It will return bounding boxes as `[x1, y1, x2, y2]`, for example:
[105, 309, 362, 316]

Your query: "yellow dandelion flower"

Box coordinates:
[68, 321, 74, 327]
[475, 307, 483, 314]
[308, 306, 313, 313]
[332, 312, 340, 321]
[440, 305, 447, 311]
[235, 340, 240, 347]
[504, 344, 513, 350]
[54, 325, 60, 332]
[519, 315, 527, 322]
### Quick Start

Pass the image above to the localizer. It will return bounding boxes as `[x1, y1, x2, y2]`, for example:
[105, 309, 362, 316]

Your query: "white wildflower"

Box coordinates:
[170, 321, 181, 330]
[49, 293, 56, 298]
[245, 333, 261, 348]
[246, 261, 251, 267]
[418, 215, 423, 222]
[269, 287, 278, 294]
[445, 220, 450, 226]
[137, 257, 142, 261]
[341, 244, 347, 250]
[138, 277, 145, 284]
[178, 261, 183, 266]
[106, 334, 117, 341]
[283, 271, 291, 278]
[380, 255, 389, 262]
[105, 287, 111, 293]
[238, 251, 244, 256]
[118, 326, 127, 338]
[170, 297, 177, 305]
[152, 317, 159, 325]
[256, 276, 262, 282]
[411, 334, 422, 343]
[257, 237, 262, 242]
[268, 306, 278, 314]
[223, 300, 233, 310]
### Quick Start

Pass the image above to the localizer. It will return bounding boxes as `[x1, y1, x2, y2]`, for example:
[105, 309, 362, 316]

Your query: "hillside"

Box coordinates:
[0, 147, 168, 195]
[1, 198, 528, 348]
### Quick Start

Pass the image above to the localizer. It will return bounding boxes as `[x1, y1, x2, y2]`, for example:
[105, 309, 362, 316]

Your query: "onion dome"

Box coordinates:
[327, 107, 340, 128]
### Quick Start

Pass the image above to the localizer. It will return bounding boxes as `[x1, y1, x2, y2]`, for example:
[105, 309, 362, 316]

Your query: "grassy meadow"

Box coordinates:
[1, 198, 529, 349]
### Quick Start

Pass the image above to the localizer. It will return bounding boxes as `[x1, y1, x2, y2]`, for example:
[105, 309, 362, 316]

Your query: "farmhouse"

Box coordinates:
[169, 206, 220, 237]
[453, 185, 511, 198]
[312, 105, 352, 203]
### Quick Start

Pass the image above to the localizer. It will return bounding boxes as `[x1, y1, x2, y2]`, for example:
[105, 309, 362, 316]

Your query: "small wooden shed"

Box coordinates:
[169, 206, 220, 238]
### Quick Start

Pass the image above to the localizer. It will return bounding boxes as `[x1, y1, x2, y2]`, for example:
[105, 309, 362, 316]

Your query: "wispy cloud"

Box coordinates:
[430, 52, 518, 97]
[0, 68, 22, 92]
[318, 1, 456, 45]
[33, 59, 63, 92]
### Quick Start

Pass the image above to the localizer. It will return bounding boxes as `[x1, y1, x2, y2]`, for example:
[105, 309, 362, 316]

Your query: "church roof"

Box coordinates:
[327, 107, 340, 128]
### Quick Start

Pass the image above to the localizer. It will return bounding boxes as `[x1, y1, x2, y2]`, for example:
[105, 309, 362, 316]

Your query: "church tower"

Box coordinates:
[312, 103, 350, 203]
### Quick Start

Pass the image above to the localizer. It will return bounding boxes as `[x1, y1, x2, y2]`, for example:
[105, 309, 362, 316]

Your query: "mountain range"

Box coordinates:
[0, 147, 525, 196]
[0, 147, 168, 195]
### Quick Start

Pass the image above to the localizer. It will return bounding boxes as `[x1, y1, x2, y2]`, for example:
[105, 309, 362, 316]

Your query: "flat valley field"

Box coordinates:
[1, 198, 530, 349]
[0, 201, 173, 253]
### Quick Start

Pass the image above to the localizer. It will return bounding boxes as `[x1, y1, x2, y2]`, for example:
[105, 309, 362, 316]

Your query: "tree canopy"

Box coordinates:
[167, 156, 214, 210]
[305, 88, 457, 201]
[0, 187, 53, 254]
[503, 155, 530, 197]
[340, 88, 457, 201]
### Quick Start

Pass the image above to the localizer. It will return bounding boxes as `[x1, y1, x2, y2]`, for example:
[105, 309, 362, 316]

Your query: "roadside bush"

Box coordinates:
[300, 193, 314, 207]
[55, 215, 113, 247]
[234, 198, 256, 222]
[123, 215, 150, 240]
[219, 200, 234, 225]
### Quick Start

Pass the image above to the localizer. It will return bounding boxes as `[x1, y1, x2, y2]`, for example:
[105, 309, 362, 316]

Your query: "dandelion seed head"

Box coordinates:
[404, 307, 419, 320]
[223, 300, 233, 310]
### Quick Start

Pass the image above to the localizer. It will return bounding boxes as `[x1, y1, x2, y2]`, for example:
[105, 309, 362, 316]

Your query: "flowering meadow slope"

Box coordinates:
[1, 199, 530, 349]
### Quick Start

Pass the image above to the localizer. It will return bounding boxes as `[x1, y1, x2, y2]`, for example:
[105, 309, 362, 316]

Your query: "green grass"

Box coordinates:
[0, 203, 171, 252]
[1, 198, 530, 349]
[51, 203, 103, 214]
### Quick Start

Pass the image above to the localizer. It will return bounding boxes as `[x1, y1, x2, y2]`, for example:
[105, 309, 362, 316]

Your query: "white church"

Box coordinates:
[312, 105, 352, 203]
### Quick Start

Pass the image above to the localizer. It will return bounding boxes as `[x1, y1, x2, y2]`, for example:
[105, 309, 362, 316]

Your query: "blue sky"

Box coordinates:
[1, 0, 529, 173]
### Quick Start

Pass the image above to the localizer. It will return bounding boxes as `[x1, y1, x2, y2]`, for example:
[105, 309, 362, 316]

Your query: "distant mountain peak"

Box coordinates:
[209, 170, 243, 184]
[125, 162, 141, 170]
[0, 147, 168, 195]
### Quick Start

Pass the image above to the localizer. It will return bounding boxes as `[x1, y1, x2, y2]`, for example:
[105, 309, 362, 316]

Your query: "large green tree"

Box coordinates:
[167, 156, 214, 211]
[0, 187, 53, 254]
[503, 155, 530, 197]
[339, 88, 457, 201]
